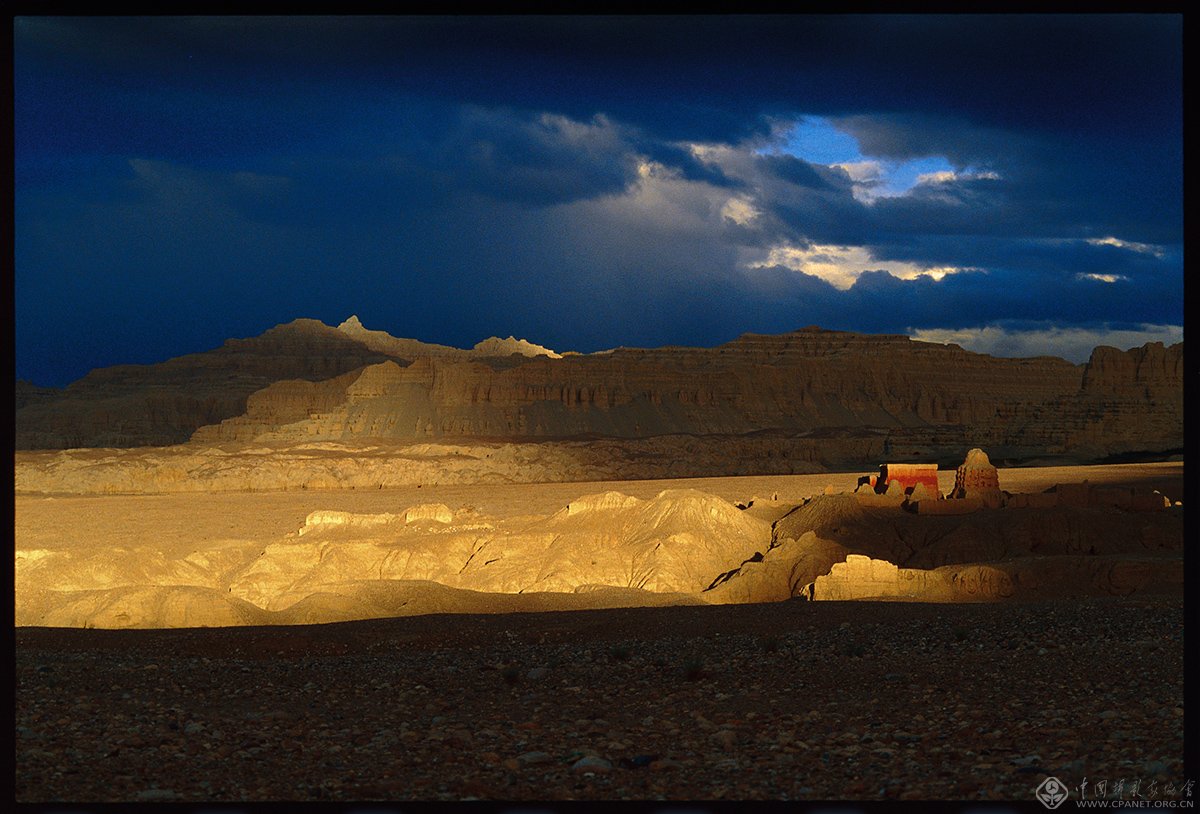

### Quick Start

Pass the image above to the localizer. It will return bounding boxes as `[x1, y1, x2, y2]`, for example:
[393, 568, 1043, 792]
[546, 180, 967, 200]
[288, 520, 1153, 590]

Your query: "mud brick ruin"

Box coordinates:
[950, 447, 1003, 508]
[860, 463, 941, 498]
[854, 447, 1171, 515]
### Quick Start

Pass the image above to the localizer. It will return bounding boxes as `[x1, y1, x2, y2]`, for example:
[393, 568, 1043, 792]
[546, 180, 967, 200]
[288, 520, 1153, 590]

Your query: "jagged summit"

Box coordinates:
[337, 316, 560, 358]
[472, 336, 561, 359]
[334, 315, 465, 358]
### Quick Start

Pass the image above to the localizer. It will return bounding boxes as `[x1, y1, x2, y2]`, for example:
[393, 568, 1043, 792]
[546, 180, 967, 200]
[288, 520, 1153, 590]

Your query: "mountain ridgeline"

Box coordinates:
[15, 318, 1183, 466]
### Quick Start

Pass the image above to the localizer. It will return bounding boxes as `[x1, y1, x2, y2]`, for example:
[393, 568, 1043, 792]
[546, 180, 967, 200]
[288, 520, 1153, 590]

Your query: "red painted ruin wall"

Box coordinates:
[880, 463, 940, 495]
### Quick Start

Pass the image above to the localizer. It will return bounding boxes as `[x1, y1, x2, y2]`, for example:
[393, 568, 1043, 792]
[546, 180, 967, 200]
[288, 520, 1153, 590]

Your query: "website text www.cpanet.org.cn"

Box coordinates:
[1036, 775, 1194, 809]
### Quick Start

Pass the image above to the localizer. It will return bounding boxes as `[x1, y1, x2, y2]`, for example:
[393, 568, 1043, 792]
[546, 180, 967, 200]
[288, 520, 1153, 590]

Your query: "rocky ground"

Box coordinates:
[15, 596, 1187, 804]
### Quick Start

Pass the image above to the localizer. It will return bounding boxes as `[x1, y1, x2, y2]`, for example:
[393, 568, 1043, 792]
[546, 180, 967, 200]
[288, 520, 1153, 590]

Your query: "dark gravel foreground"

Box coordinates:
[14, 597, 1190, 809]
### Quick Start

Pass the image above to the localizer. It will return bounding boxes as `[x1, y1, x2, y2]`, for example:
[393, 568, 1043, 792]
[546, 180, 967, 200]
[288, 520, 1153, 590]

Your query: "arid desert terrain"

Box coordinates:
[15, 462, 1188, 803]
[14, 461, 1185, 629]
[14, 319, 1186, 803]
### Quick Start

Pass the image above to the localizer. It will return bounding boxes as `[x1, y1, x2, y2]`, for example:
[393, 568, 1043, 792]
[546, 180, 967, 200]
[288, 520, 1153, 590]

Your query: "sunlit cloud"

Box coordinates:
[635, 160, 657, 178]
[915, 170, 957, 185]
[1086, 236, 1164, 256]
[831, 160, 882, 182]
[686, 142, 733, 163]
[720, 195, 760, 225]
[915, 168, 1000, 185]
[749, 243, 963, 290]
[1076, 272, 1127, 283]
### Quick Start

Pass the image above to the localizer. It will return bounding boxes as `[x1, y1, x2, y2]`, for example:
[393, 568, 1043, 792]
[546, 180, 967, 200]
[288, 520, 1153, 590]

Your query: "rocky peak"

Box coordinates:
[332, 315, 465, 358]
[472, 336, 562, 359]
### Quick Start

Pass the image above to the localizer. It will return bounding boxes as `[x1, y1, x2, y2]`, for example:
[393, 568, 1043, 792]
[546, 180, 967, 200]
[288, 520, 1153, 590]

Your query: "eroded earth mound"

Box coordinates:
[15, 465, 1182, 629]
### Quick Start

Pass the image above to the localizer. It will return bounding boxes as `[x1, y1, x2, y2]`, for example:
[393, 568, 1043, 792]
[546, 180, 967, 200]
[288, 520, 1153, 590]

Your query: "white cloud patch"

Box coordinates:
[914, 168, 1000, 186]
[1087, 236, 1164, 257]
[909, 324, 1184, 364]
[832, 160, 884, 182]
[720, 195, 760, 225]
[750, 243, 962, 290]
[914, 170, 958, 185]
[686, 142, 734, 163]
[635, 160, 654, 178]
[1076, 272, 1128, 283]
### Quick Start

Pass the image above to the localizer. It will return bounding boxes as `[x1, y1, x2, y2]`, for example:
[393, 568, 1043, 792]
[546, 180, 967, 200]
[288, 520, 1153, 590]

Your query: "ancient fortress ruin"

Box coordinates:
[855, 447, 1172, 514]
[792, 447, 1180, 602]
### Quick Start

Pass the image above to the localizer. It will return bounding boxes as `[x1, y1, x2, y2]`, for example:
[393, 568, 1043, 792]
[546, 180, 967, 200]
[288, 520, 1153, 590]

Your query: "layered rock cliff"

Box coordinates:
[193, 326, 1091, 447]
[17, 318, 1183, 465]
[15, 317, 566, 450]
[14, 320, 399, 449]
[15, 380, 62, 411]
[1000, 342, 1184, 459]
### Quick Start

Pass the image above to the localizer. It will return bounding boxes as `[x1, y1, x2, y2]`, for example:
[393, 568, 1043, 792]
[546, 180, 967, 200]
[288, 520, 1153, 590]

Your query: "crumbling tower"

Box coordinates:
[951, 448, 1002, 508]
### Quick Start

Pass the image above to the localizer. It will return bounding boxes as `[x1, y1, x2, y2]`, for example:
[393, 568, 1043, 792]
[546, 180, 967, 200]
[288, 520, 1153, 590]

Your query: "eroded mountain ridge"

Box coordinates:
[15, 317, 1183, 468]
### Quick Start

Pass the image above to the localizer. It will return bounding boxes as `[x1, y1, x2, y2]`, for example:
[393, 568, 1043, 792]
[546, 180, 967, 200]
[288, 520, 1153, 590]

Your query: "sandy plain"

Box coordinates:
[16, 460, 1184, 556]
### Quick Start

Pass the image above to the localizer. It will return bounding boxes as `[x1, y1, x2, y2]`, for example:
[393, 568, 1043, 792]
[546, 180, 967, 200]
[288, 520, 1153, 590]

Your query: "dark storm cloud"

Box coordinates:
[755, 155, 839, 191]
[865, 234, 1181, 293]
[14, 15, 1183, 386]
[391, 106, 638, 207]
[835, 114, 1182, 245]
[16, 15, 1181, 146]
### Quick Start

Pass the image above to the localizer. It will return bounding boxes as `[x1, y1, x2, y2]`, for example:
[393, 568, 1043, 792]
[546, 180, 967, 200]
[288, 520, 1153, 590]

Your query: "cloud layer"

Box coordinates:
[14, 16, 1182, 385]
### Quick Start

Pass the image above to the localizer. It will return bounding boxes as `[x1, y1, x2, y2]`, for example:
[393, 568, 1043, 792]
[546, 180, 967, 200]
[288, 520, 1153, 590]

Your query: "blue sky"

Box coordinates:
[14, 15, 1183, 386]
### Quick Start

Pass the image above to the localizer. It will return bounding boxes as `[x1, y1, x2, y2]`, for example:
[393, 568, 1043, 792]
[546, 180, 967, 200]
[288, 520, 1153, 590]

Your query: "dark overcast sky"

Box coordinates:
[14, 15, 1183, 387]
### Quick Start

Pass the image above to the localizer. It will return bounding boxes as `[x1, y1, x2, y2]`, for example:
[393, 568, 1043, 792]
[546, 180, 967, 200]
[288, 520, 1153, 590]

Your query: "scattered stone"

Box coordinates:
[649, 758, 684, 772]
[715, 729, 738, 751]
[14, 594, 1184, 803]
[571, 756, 612, 773]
